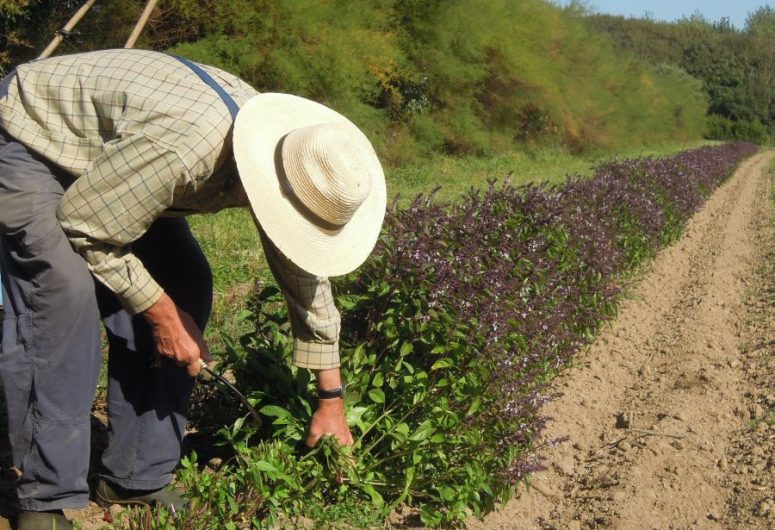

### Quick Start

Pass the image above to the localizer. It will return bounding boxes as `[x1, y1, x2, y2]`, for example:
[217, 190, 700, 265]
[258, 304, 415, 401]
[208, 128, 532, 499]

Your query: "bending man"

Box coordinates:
[0, 48, 385, 529]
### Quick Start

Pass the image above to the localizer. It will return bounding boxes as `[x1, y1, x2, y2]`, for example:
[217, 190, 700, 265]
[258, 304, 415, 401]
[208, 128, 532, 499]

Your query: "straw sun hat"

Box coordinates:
[233, 93, 386, 277]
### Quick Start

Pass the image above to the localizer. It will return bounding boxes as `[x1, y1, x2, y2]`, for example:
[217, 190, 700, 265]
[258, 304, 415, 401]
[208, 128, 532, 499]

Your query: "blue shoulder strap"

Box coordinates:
[173, 55, 240, 120]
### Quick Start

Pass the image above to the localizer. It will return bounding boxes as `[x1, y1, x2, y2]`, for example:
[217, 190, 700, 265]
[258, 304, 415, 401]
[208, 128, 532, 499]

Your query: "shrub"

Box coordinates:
[159, 142, 757, 529]
[706, 115, 770, 143]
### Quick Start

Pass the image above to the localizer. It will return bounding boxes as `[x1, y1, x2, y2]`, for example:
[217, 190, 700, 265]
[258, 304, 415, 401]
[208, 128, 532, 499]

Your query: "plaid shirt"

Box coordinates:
[0, 49, 340, 369]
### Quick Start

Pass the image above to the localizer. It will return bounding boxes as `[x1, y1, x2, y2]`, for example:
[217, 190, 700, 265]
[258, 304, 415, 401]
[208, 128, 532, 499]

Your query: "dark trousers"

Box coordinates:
[0, 129, 212, 511]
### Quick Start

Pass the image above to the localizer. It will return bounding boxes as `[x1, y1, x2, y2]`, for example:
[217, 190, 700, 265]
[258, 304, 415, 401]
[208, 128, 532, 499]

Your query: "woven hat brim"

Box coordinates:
[233, 93, 386, 277]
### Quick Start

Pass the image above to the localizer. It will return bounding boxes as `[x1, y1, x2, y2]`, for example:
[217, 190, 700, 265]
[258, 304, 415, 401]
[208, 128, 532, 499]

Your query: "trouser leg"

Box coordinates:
[1, 247, 5, 342]
[0, 133, 101, 511]
[99, 217, 212, 490]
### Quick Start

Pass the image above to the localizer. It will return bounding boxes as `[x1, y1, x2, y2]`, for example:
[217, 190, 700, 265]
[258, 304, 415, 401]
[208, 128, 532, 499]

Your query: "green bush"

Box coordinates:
[706, 115, 770, 143]
[585, 13, 775, 146]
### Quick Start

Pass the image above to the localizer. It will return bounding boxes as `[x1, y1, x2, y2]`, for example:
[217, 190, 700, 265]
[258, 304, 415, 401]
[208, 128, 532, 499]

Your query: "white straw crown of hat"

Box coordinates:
[281, 123, 373, 228]
[233, 93, 387, 278]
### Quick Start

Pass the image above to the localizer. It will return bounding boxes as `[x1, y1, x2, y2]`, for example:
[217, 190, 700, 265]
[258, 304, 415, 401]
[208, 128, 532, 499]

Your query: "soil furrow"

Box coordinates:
[470, 151, 775, 530]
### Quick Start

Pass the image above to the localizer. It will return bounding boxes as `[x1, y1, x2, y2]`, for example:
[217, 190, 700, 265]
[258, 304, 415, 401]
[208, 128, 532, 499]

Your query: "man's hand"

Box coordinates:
[143, 292, 211, 377]
[306, 398, 354, 448]
[306, 368, 354, 448]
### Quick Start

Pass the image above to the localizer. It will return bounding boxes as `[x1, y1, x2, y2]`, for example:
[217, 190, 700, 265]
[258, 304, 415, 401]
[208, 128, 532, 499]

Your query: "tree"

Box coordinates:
[746, 5, 775, 38]
[1, 0, 34, 73]
[560, 0, 592, 18]
[0, 1, 88, 73]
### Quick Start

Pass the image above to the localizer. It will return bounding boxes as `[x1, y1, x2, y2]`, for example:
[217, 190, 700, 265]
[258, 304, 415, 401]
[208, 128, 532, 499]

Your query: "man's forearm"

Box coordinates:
[315, 367, 343, 391]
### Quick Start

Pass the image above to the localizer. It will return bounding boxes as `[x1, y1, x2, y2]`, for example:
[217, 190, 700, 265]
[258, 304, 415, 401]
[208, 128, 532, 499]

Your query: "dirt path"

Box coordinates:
[470, 150, 775, 530]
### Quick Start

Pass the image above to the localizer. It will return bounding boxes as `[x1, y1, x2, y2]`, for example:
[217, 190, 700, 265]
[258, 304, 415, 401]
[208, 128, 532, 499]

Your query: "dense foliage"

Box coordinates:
[583, 7, 775, 142]
[1, 0, 707, 162]
[129, 142, 757, 529]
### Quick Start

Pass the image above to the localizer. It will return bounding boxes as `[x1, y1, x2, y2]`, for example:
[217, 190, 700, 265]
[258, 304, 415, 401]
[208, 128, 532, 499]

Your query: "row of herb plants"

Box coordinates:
[142, 142, 758, 529]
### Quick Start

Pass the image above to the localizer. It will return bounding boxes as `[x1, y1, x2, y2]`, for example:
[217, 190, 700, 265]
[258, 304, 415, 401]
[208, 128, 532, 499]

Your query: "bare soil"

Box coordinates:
[469, 150, 775, 530]
[1, 151, 774, 530]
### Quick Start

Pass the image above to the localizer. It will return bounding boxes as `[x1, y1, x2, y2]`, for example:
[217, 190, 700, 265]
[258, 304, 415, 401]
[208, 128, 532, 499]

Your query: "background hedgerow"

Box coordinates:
[0, 0, 709, 163]
[148, 141, 757, 529]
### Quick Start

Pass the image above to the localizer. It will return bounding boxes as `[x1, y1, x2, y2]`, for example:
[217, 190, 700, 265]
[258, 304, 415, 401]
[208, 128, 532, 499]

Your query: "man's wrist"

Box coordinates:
[142, 292, 174, 324]
[317, 385, 345, 399]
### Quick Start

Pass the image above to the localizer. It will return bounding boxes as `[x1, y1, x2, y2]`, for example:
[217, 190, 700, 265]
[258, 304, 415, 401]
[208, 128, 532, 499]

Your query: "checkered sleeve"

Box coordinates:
[260, 231, 341, 370]
[57, 134, 191, 314]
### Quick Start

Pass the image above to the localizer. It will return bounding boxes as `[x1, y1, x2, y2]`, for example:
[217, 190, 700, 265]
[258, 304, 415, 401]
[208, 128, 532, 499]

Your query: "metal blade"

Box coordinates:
[200, 360, 262, 428]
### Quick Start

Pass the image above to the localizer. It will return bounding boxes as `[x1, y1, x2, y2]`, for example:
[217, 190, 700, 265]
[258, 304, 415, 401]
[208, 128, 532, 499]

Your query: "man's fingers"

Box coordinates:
[187, 361, 201, 378]
[146, 298, 208, 378]
[186, 353, 203, 377]
[167, 346, 205, 377]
